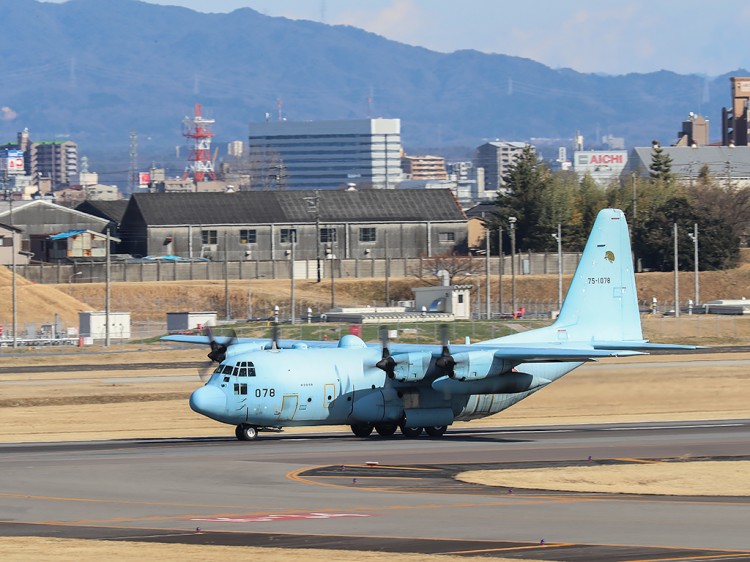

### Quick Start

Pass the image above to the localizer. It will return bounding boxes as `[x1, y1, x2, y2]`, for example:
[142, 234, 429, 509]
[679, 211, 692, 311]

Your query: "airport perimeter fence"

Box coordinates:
[2, 309, 748, 350]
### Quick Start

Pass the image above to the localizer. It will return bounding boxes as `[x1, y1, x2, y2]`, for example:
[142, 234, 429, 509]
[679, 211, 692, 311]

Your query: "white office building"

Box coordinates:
[247, 118, 402, 190]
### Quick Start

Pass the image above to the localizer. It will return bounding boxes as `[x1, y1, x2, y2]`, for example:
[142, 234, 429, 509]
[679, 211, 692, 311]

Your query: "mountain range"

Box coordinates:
[0, 0, 745, 180]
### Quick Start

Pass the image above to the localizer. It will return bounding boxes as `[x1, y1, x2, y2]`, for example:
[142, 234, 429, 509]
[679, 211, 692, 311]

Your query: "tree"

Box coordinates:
[492, 145, 552, 251]
[635, 197, 738, 271]
[649, 143, 674, 185]
[409, 252, 483, 286]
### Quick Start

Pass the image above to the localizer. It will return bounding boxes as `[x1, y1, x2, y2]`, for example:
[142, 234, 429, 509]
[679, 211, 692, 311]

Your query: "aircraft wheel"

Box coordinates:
[374, 423, 398, 437]
[425, 425, 447, 437]
[400, 425, 423, 438]
[350, 423, 374, 437]
[236, 425, 259, 441]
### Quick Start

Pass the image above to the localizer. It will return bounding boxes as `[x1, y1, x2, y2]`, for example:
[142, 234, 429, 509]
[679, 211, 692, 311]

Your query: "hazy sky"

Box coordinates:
[47, 0, 750, 76]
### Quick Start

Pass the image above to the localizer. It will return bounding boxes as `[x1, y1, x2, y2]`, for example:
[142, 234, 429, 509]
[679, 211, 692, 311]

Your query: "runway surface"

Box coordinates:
[2, 420, 750, 560]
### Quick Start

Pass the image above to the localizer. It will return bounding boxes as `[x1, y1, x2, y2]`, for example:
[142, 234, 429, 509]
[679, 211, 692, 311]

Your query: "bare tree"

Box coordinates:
[409, 251, 483, 286]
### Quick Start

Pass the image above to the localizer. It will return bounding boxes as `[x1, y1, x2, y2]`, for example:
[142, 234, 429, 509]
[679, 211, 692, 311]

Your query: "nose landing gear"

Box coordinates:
[235, 424, 259, 441]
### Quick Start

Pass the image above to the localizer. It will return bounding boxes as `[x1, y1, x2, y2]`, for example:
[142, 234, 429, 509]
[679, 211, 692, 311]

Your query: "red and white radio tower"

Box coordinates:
[182, 103, 216, 182]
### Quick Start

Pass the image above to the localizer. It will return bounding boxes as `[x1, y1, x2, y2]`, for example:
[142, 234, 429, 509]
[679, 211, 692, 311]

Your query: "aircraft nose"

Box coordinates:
[189, 385, 227, 418]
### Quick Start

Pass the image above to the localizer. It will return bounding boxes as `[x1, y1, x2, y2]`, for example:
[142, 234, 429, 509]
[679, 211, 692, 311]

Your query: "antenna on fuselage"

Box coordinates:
[270, 322, 280, 351]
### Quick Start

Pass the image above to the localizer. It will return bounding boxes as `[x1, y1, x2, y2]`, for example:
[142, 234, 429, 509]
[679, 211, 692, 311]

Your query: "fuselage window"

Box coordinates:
[233, 383, 248, 395]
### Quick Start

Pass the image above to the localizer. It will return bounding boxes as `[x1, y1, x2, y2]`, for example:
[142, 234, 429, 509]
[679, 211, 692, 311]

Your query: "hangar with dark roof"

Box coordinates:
[118, 189, 468, 260]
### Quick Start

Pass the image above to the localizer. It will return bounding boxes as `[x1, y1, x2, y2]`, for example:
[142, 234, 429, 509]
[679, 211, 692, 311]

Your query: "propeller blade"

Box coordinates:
[375, 326, 396, 377]
[197, 365, 215, 383]
[435, 324, 455, 373]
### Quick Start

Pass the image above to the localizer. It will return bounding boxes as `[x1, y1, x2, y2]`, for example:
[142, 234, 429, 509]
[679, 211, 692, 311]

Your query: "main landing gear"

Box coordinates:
[349, 423, 447, 438]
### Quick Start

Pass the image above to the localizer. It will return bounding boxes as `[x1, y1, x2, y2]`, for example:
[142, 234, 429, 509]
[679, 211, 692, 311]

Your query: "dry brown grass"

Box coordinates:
[457, 461, 750, 496]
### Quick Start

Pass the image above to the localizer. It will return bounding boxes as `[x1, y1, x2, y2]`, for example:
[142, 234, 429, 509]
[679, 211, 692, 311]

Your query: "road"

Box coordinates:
[1, 420, 749, 561]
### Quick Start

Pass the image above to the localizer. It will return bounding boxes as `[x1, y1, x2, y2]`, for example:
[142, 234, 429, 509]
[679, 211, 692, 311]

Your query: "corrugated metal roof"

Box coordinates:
[76, 200, 129, 223]
[630, 146, 750, 177]
[125, 189, 466, 226]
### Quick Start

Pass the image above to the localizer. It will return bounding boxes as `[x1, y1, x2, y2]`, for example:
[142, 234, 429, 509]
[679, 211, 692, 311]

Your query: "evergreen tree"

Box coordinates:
[649, 143, 674, 185]
[492, 145, 551, 251]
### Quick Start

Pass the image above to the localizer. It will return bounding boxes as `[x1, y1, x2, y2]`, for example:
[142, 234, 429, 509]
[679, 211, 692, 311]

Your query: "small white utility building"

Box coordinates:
[411, 284, 472, 320]
[79, 311, 131, 342]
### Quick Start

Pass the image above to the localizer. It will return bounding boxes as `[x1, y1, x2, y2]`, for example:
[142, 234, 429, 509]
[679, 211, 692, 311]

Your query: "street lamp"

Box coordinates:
[508, 216, 517, 314]
[551, 223, 562, 311]
[687, 223, 699, 307]
[67, 271, 82, 294]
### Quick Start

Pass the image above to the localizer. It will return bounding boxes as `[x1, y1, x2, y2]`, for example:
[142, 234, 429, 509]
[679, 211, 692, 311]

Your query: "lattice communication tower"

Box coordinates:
[182, 103, 216, 182]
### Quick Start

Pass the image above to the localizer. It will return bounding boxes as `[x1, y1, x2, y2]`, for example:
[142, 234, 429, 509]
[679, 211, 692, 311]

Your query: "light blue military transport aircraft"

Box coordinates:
[163, 208, 695, 441]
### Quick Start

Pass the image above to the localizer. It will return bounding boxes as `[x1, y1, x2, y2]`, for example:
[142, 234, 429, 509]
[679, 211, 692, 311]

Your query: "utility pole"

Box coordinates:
[687, 223, 699, 306]
[384, 231, 390, 305]
[3, 173, 17, 348]
[509, 217, 517, 314]
[631, 172, 637, 271]
[330, 243, 336, 309]
[304, 191, 322, 282]
[484, 227, 490, 320]
[498, 227, 503, 314]
[224, 232, 230, 320]
[552, 223, 562, 310]
[290, 228, 296, 324]
[105, 227, 111, 347]
[673, 222, 680, 318]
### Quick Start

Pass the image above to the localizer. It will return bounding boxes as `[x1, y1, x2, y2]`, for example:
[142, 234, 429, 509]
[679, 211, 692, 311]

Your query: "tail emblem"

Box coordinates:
[604, 251, 615, 263]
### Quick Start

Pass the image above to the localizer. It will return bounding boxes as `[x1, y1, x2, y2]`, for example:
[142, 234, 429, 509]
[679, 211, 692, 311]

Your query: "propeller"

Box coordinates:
[206, 326, 238, 363]
[197, 326, 238, 382]
[375, 326, 396, 377]
[434, 324, 456, 375]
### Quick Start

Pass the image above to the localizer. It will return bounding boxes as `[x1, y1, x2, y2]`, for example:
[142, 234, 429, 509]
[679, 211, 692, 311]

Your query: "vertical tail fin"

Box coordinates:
[492, 208, 642, 345]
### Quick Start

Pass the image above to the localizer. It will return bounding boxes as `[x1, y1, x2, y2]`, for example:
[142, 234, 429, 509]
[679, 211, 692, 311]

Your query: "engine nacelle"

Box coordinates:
[450, 351, 510, 381]
[432, 372, 551, 395]
[390, 352, 432, 382]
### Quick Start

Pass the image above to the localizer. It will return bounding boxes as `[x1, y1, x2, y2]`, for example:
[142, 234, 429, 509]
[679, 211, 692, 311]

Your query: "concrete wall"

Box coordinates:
[21, 252, 582, 284]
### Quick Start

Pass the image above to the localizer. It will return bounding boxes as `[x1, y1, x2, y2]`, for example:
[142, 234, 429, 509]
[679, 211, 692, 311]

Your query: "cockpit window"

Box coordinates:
[221, 365, 233, 375]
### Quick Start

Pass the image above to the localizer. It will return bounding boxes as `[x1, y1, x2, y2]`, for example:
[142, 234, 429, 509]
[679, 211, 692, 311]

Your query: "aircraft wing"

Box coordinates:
[161, 334, 341, 348]
[591, 341, 702, 351]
